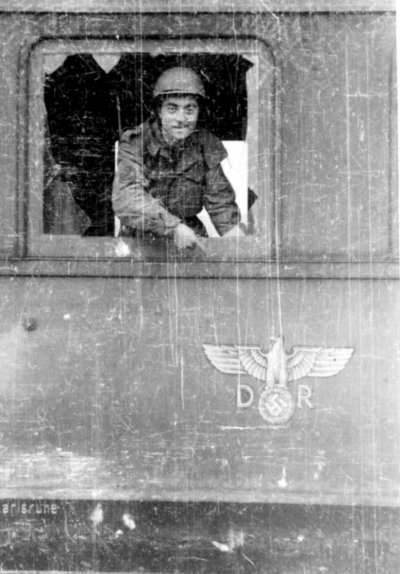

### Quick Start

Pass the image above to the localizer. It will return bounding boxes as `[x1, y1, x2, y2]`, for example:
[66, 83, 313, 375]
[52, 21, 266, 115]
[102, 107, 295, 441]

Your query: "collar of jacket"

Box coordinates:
[145, 119, 206, 177]
[133, 118, 227, 170]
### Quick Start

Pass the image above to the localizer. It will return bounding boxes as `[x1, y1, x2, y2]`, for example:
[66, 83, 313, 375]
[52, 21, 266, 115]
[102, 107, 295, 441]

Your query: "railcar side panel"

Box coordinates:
[0, 5, 398, 571]
[0, 276, 398, 505]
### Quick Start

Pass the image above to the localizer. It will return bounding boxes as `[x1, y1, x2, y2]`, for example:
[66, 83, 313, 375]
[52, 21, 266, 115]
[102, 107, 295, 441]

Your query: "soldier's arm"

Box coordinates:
[204, 163, 242, 236]
[112, 134, 181, 236]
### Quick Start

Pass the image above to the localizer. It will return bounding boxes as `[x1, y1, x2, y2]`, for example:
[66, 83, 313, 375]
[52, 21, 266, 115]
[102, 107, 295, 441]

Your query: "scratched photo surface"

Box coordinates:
[0, 1, 399, 573]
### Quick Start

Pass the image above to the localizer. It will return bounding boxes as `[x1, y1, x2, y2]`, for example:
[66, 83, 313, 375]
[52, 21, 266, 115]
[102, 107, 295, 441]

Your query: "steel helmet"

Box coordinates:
[153, 67, 206, 99]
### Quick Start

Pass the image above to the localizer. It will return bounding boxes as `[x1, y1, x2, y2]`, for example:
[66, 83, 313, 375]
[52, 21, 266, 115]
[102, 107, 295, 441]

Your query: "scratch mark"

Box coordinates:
[90, 503, 103, 527]
[278, 466, 288, 489]
[212, 529, 245, 553]
[180, 353, 185, 410]
[218, 425, 268, 430]
[122, 513, 136, 530]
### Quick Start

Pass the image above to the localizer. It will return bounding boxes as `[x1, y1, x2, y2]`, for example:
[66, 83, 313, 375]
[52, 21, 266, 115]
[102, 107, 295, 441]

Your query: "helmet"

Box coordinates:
[153, 67, 205, 99]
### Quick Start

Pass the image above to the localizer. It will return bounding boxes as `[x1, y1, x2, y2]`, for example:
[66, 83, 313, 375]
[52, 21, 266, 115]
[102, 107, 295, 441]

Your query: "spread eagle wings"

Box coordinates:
[203, 345, 268, 380]
[286, 346, 354, 381]
[203, 344, 354, 382]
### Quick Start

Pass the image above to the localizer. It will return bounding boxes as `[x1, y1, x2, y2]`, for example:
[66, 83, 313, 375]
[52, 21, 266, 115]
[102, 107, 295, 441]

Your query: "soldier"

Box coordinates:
[112, 67, 244, 250]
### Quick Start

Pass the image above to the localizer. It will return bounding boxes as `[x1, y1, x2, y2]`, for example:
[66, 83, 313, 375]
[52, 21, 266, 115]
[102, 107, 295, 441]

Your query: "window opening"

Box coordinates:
[43, 52, 256, 238]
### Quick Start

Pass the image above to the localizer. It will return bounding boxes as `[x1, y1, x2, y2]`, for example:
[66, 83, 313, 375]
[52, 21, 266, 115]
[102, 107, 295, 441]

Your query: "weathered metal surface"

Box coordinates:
[0, 501, 399, 573]
[0, 276, 398, 506]
[0, 3, 397, 573]
[0, 0, 395, 12]
[0, 13, 397, 262]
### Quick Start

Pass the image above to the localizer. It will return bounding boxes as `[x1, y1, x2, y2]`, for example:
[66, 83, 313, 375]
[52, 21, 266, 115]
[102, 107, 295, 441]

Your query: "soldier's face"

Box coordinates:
[159, 96, 199, 143]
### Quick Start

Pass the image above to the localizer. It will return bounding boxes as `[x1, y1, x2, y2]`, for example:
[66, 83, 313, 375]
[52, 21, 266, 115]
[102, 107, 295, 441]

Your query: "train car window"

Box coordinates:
[28, 39, 272, 260]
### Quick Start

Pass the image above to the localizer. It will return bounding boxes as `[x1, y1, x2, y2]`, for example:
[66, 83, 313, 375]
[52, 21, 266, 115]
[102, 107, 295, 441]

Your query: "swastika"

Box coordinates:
[263, 392, 290, 416]
[258, 387, 296, 424]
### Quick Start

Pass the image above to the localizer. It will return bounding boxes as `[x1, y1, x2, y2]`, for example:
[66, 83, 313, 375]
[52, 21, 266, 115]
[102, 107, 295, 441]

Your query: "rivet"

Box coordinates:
[21, 317, 38, 332]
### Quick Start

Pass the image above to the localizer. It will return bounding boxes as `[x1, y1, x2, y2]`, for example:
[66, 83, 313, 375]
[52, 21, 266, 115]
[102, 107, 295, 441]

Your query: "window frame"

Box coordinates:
[15, 33, 398, 280]
[26, 38, 275, 266]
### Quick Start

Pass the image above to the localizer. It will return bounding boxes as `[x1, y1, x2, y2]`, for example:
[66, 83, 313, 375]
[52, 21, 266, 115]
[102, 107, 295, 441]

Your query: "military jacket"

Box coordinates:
[112, 119, 240, 236]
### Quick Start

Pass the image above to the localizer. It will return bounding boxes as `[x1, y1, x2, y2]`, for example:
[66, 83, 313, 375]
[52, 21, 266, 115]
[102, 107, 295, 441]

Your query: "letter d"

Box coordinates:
[237, 383, 254, 408]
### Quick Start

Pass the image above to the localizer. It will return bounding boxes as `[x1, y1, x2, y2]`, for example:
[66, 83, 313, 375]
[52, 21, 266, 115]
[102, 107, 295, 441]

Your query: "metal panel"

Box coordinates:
[279, 13, 398, 261]
[0, 276, 398, 506]
[7, 11, 396, 274]
[0, 502, 398, 572]
[0, 7, 397, 571]
[0, 0, 396, 13]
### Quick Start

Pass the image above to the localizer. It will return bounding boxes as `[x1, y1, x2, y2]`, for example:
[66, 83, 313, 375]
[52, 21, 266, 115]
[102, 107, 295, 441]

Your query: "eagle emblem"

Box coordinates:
[203, 336, 354, 425]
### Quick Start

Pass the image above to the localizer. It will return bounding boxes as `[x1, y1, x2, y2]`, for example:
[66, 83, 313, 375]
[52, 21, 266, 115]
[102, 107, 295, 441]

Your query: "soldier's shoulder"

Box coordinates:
[197, 128, 221, 144]
[197, 129, 228, 167]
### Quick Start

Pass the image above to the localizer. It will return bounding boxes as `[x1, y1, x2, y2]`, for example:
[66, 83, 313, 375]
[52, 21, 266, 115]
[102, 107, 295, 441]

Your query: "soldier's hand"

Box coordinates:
[173, 223, 205, 252]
